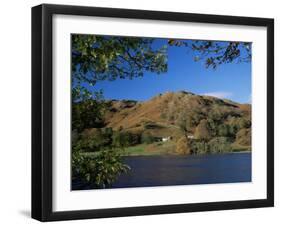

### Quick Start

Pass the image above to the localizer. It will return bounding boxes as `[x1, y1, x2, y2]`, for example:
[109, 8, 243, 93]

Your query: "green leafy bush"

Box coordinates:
[208, 137, 232, 153]
[72, 88, 107, 132]
[72, 148, 130, 189]
[76, 128, 113, 152]
[141, 133, 155, 144]
[190, 140, 208, 154]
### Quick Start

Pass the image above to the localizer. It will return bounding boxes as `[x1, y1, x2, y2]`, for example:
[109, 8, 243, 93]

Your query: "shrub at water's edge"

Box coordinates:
[72, 148, 130, 189]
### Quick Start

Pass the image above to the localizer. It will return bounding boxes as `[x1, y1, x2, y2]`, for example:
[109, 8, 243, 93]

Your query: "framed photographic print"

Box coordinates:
[32, 4, 274, 221]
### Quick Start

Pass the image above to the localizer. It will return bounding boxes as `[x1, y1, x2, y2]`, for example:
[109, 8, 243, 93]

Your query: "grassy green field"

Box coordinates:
[81, 140, 250, 158]
[81, 141, 176, 157]
[122, 141, 176, 156]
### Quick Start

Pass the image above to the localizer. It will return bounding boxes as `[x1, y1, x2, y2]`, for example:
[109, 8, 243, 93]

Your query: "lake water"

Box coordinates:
[110, 153, 251, 188]
[72, 152, 251, 190]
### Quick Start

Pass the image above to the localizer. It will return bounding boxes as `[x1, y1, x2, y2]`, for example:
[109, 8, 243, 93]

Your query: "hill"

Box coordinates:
[80, 91, 251, 155]
[106, 91, 250, 139]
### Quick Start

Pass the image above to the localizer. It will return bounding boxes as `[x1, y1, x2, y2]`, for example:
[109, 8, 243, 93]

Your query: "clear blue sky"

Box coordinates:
[90, 38, 251, 104]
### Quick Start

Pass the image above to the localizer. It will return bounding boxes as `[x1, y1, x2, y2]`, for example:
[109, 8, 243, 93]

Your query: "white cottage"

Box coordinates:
[162, 136, 172, 142]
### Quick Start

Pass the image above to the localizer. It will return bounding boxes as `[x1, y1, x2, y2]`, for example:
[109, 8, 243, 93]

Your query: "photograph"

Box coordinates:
[71, 34, 252, 190]
[30, 3, 274, 221]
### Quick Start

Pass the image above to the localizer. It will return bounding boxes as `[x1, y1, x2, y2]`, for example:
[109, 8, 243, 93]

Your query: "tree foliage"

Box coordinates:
[72, 35, 252, 89]
[112, 130, 139, 148]
[72, 87, 107, 132]
[72, 148, 130, 189]
[141, 132, 155, 144]
[176, 136, 191, 155]
[190, 140, 206, 154]
[194, 119, 212, 153]
[75, 128, 113, 153]
[168, 39, 251, 69]
[208, 137, 232, 153]
[235, 128, 251, 146]
[72, 126, 132, 188]
[72, 34, 168, 85]
[194, 119, 211, 141]
[177, 111, 193, 142]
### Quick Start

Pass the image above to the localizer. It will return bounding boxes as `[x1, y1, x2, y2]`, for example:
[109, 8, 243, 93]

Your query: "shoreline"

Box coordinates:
[121, 150, 251, 157]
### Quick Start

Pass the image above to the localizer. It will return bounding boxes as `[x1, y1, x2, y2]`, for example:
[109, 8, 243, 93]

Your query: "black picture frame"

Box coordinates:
[32, 4, 274, 222]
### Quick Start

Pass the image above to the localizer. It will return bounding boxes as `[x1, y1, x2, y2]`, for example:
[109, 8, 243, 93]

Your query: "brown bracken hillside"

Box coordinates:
[103, 91, 251, 149]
